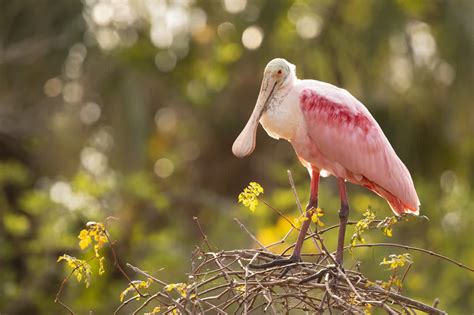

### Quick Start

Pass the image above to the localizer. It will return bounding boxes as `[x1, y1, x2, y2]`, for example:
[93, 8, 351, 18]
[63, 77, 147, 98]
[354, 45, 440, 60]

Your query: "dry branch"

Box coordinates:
[123, 246, 447, 314]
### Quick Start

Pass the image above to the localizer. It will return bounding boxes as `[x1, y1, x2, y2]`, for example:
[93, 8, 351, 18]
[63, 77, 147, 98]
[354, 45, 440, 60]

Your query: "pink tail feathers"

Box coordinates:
[366, 182, 420, 216]
[386, 196, 420, 216]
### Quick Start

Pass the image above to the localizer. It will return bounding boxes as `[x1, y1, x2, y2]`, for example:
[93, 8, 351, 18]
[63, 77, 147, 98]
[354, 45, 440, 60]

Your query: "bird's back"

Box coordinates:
[298, 80, 420, 215]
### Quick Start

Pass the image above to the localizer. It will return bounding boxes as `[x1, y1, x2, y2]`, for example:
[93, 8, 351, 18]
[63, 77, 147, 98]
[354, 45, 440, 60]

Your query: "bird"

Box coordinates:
[232, 58, 420, 268]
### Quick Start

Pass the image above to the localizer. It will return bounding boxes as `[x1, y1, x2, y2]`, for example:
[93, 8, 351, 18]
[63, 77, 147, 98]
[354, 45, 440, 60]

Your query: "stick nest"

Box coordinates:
[130, 247, 446, 314]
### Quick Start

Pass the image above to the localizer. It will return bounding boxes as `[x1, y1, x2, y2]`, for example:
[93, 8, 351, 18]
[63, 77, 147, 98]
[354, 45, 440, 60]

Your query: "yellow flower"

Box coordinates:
[383, 226, 393, 237]
[164, 283, 188, 297]
[364, 303, 373, 315]
[311, 207, 325, 227]
[78, 222, 108, 252]
[380, 253, 413, 270]
[78, 229, 91, 250]
[238, 182, 264, 212]
[293, 215, 308, 228]
[119, 279, 152, 302]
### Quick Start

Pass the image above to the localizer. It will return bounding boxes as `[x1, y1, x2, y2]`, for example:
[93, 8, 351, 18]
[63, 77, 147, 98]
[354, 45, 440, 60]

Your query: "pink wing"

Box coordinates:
[299, 86, 420, 215]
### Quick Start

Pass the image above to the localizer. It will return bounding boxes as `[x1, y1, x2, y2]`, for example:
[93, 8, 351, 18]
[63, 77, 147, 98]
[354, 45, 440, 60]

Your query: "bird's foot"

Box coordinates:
[249, 255, 301, 277]
[299, 264, 342, 284]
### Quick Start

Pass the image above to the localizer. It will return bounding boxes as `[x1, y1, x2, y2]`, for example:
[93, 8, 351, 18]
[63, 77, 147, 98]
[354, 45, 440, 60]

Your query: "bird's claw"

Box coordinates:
[249, 255, 301, 277]
[299, 264, 341, 284]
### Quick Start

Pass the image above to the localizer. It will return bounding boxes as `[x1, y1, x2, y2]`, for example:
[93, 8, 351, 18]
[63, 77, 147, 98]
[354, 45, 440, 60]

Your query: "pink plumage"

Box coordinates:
[299, 87, 420, 215]
[232, 58, 420, 216]
[233, 58, 420, 265]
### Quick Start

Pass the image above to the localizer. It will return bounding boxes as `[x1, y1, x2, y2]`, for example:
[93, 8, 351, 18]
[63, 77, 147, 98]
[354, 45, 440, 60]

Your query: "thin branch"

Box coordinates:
[55, 255, 97, 313]
[261, 199, 299, 229]
[399, 264, 412, 294]
[193, 216, 213, 251]
[233, 218, 269, 252]
[55, 299, 75, 315]
[347, 243, 474, 272]
[287, 169, 322, 253]
[126, 263, 167, 286]
[114, 294, 145, 315]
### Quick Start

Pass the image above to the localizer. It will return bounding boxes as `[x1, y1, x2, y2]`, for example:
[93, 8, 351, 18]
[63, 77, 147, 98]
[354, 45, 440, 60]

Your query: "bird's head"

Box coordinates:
[264, 58, 295, 85]
[232, 58, 296, 158]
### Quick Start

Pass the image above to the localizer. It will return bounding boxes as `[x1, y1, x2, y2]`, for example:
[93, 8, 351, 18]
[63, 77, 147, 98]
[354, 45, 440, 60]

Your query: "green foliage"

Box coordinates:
[3, 213, 30, 236]
[0, 161, 29, 186]
[57, 222, 109, 291]
[351, 209, 376, 246]
[57, 255, 93, 287]
[380, 253, 413, 271]
[1, 0, 473, 313]
[379, 253, 414, 291]
[19, 190, 53, 215]
[72, 171, 110, 197]
[378, 216, 398, 237]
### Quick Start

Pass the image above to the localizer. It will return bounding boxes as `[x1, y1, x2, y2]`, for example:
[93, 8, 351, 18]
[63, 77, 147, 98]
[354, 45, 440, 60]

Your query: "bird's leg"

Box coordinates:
[290, 169, 319, 260]
[335, 177, 350, 266]
[300, 177, 349, 284]
[249, 171, 320, 271]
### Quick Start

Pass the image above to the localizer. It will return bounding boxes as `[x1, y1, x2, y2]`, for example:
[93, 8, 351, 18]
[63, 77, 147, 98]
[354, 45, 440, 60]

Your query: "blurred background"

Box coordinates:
[0, 0, 473, 313]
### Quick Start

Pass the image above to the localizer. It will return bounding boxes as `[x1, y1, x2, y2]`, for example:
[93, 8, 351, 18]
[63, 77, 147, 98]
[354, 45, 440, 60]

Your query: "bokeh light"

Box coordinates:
[62, 81, 83, 103]
[80, 102, 101, 125]
[43, 78, 63, 97]
[242, 26, 264, 50]
[296, 15, 322, 39]
[154, 158, 175, 178]
[154, 107, 177, 134]
[154, 51, 177, 72]
[223, 0, 247, 14]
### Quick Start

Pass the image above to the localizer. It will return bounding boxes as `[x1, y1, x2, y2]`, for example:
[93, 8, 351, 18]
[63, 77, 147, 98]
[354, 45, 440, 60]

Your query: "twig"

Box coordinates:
[323, 273, 361, 313]
[261, 199, 299, 229]
[287, 170, 323, 253]
[347, 243, 474, 272]
[55, 299, 75, 315]
[360, 282, 446, 314]
[398, 263, 412, 294]
[243, 253, 259, 314]
[114, 294, 145, 315]
[193, 216, 213, 251]
[233, 218, 269, 252]
[130, 293, 159, 315]
[126, 263, 167, 286]
[104, 232, 147, 297]
[55, 255, 97, 313]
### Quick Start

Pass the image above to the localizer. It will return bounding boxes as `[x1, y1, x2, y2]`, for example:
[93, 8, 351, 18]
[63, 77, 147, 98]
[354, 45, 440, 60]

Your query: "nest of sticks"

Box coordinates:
[120, 172, 471, 314]
[126, 246, 447, 314]
[124, 219, 449, 315]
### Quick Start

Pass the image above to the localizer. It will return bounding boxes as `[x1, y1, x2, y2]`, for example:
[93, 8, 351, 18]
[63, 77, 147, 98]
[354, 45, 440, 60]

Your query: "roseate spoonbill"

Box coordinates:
[232, 58, 419, 268]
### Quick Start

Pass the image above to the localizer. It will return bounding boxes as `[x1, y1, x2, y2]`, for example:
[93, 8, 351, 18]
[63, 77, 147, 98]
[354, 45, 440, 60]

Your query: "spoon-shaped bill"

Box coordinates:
[232, 80, 276, 158]
[232, 108, 260, 158]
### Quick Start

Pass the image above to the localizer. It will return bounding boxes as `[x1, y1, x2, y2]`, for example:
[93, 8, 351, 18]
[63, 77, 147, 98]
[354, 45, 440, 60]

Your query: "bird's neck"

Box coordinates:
[260, 80, 302, 142]
[282, 72, 297, 89]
